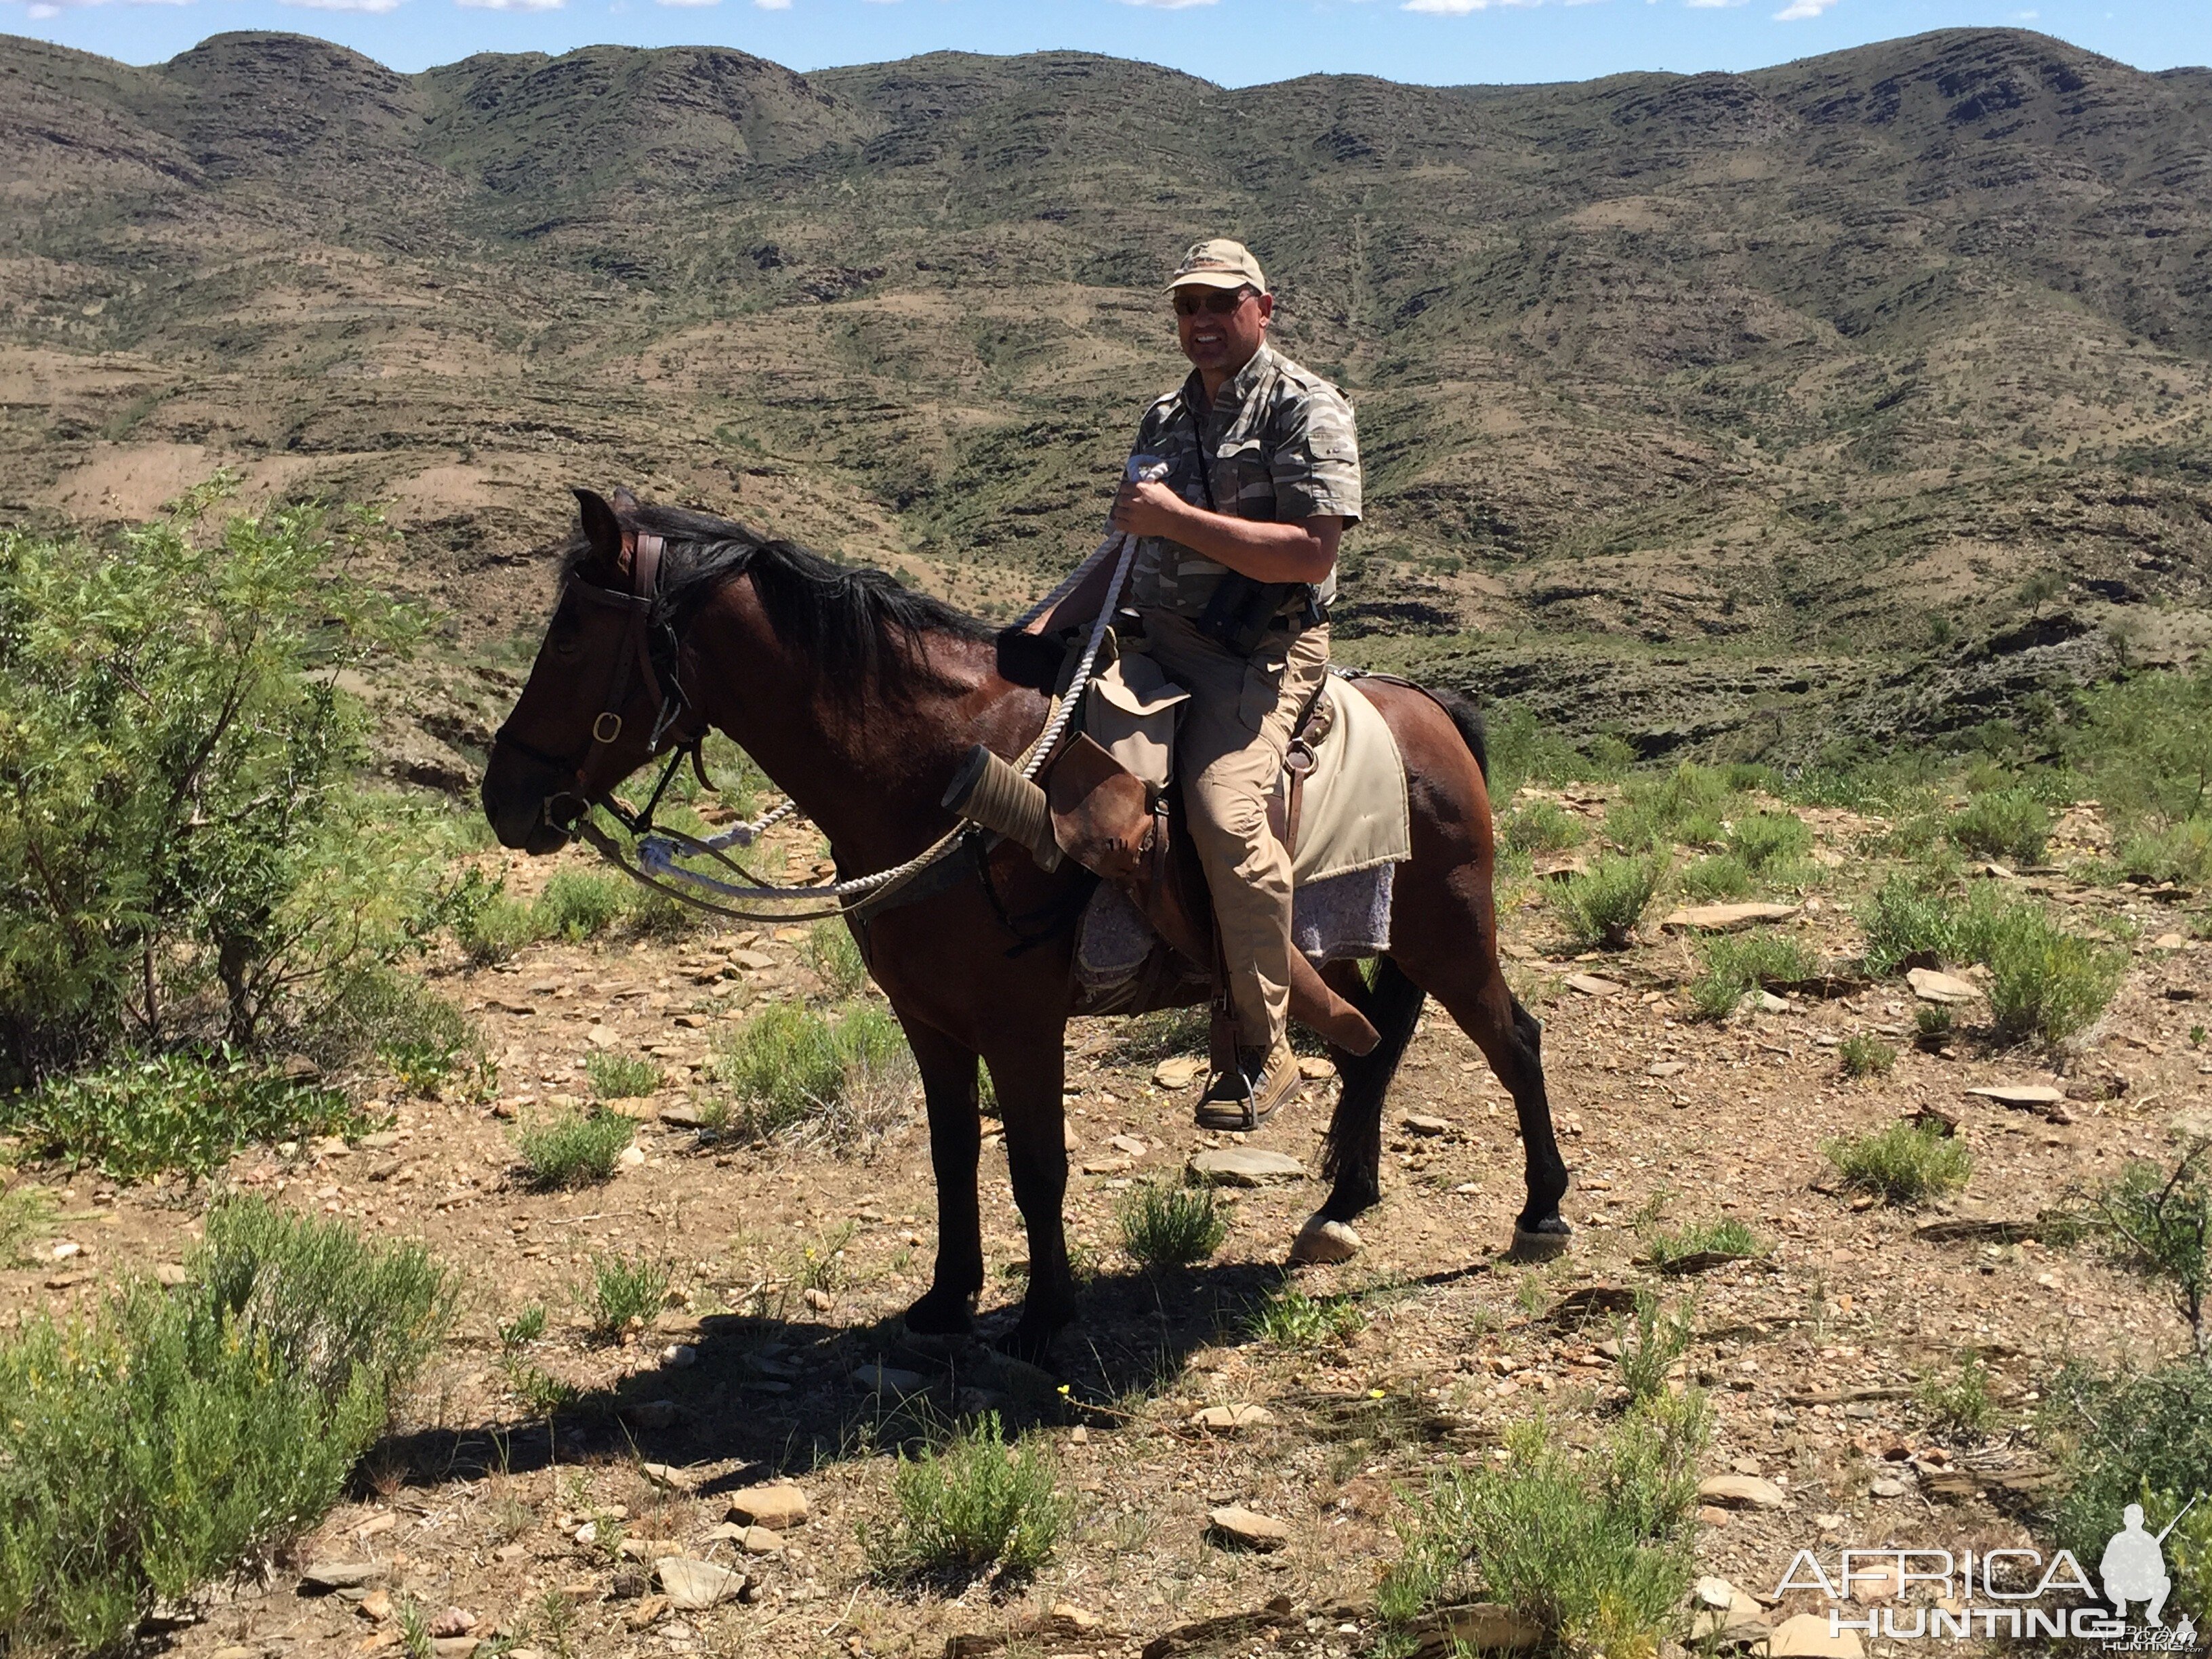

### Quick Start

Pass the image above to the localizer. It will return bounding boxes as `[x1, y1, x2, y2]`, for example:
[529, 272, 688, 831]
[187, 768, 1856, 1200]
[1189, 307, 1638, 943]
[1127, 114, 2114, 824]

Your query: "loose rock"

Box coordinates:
[1769, 1613, 1863, 1657]
[657, 1557, 746, 1610]
[854, 1363, 928, 1394]
[1662, 903, 1802, 933]
[1153, 1057, 1205, 1089]
[1188, 1148, 1305, 1187]
[1907, 968, 1980, 1004]
[1206, 1506, 1290, 1551]
[1696, 1474, 1786, 1510]
[1402, 1113, 1450, 1136]
[1189, 1404, 1277, 1432]
[726, 1481, 810, 1530]
[300, 1561, 384, 1593]
[1565, 973, 1624, 998]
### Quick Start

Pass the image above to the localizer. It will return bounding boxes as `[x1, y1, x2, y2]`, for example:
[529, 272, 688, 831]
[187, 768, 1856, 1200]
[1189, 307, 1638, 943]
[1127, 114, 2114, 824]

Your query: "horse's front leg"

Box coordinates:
[984, 1031, 1074, 1365]
[900, 1019, 985, 1336]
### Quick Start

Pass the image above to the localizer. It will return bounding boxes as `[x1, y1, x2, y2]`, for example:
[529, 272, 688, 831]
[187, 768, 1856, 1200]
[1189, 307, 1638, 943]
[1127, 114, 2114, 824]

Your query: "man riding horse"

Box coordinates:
[1047, 237, 1361, 1132]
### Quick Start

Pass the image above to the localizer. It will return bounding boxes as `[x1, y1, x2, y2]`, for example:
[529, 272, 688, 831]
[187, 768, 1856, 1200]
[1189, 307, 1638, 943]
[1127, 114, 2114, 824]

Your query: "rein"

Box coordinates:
[539, 511, 1145, 927]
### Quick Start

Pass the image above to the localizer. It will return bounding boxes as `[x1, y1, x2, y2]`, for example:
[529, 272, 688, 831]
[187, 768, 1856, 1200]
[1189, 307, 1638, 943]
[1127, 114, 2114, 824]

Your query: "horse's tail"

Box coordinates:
[1425, 687, 1489, 783]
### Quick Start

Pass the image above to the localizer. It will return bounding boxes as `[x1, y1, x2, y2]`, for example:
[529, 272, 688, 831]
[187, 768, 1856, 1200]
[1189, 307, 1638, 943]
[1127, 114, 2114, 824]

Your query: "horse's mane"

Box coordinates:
[561, 502, 1005, 694]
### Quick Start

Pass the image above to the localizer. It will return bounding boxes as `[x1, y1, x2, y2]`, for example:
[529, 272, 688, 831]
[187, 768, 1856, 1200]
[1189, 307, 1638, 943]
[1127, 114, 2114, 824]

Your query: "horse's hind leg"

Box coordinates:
[1428, 964, 1571, 1253]
[1294, 958, 1425, 1265]
[901, 1021, 986, 1337]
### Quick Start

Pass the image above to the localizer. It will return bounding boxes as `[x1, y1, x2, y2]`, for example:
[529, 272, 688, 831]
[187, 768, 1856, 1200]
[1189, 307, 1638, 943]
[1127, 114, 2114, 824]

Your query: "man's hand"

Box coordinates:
[1111, 478, 1189, 540]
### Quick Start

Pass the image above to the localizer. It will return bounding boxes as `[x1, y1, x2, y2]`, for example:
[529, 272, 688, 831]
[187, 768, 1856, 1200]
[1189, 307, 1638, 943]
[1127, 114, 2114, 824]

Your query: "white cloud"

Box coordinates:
[655, 0, 718, 9]
[1772, 0, 1837, 15]
[455, 0, 563, 12]
[1402, 0, 1539, 14]
[752, 0, 789, 9]
[283, 0, 405, 12]
[2013, 7, 2039, 16]
[1113, 0, 1218, 8]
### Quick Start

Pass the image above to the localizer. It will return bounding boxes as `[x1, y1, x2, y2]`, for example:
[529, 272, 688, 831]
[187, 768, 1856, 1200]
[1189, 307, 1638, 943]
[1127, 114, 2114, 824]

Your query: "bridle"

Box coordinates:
[494, 530, 711, 837]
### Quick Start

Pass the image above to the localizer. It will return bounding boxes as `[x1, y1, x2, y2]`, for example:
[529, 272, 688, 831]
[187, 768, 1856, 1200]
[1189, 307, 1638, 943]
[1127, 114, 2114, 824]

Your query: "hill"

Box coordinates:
[2, 25, 2209, 780]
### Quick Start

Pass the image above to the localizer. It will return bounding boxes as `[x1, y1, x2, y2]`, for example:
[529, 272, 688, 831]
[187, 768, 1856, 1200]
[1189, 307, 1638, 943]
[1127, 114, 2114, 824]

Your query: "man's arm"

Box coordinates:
[1108, 479, 1340, 586]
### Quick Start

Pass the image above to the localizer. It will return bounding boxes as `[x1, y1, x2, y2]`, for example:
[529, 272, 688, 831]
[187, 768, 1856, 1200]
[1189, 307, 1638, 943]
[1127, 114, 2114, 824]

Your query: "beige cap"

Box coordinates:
[1168, 237, 1267, 293]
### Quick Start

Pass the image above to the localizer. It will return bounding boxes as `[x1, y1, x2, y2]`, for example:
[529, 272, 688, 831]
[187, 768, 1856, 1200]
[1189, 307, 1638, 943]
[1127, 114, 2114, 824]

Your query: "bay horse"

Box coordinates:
[482, 489, 1570, 1361]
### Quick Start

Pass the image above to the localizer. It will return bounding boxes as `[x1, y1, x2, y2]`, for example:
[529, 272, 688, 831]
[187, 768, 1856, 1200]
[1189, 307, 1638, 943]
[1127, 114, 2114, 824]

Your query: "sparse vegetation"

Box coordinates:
[863, 1413, 1065, 1586]
[1607, 764, 1738, 853]
[1643, 1217, 1763, 1269]
[584, 1050, 662, 1100]
[0, 1180, 56, 1265]
[533, 869, 632, 943]
[1616, 1289, 1696, 1405]
[457, 890, 539, 966]
[1918, 1356, 1997, 1442]
[1727, 811, 1812, 872]
[2093, 1143, 2211, 1357]
[1948, 789, 2051, 865]
[806, 922, 869, 998]
[1979, 903, 2124, 1045]
[1686, 933, 1814, 1021]
[582, 1250, 672, 1343]
[1115, 1181, 1226, 1270]
[708, 1002, 912, 1148]
[513, 1105, 634, 1190]
[1557, 853, 1666, 949]
[0, 1201, 453, 1655]
[2048, 1362, 2212, 1625]
[1678, 854, 1752, 901]
[1837, 1033, 1896, 1078]
[1823, 1120, 1972, 1205]
[1249, 1282, 1367, 1349]
[1500, 799, 1584, 857]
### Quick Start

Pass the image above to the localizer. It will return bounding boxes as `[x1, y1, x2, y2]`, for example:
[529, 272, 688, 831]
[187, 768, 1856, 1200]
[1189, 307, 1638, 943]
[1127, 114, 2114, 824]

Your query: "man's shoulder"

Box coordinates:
[1259, 351, 1353, 415]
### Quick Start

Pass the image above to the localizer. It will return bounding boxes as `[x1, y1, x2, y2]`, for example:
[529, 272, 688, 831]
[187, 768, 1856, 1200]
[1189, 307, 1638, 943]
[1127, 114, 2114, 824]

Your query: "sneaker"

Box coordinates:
[1193, 1039, 1301, 1131]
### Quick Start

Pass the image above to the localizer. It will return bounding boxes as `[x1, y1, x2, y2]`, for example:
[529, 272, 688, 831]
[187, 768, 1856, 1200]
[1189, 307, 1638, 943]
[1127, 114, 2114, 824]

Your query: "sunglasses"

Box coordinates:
[1172, 287, 1255, 318]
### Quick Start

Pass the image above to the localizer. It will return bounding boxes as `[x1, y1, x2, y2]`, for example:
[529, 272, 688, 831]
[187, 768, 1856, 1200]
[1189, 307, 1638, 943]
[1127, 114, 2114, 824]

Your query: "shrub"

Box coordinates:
[1616, 1289, 1696, 1406]
[2121, 820, 2212, 888]
[1485, 703, 1630, 796]
[1822, 1120, 1971, 1205]
[1248, 1283, 1366, 1349]
[533, 869, 631, 943]
[1917, 1357, 1996, 1443]
[325, 966, 480, 1097]
[1837, 1034, 1896, 1078]
[1727, 811, 1813, 871]
[1678, 855, 1752, 901]
[2093, 1145, 2212, 1357]
[0, 1200, 453, 1654]
[708, 1003, 912, 1144]
[805, 922, 869, 999]
[1644, 1218, 1762, 1270]
[863, 1414, 1065, 1585]
[513, 1105, 634, 1190]
[1557, 853, 1666, 949]
[1948, 789, 2052, 865]
[1116, 1181, 1226, 1270]
[0, 1050, 361, 1184]
[2068, 664, 2212, 824]
[1607, 764, 1738, 851]
[0, 491, 426, 1081]
[1979, 903, 2124, 1045]
[0, 1181, 56, 1265]
[459, 893, 540, 966]
[2048, 1361, 2212, 1624]
[583, 1251, 672, 1343]
[1378, 1393, 1708, 1655]
[1500, 800, 1584, 857]
[1856, 873, 1968, 977]
[1686, 933, 1814, 1021]
[585, 1052, 662, 1101]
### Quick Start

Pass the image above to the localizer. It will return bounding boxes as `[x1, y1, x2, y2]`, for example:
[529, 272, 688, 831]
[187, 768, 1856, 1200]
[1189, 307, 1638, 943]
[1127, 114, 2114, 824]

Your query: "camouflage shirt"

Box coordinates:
[1126, 343, 1361, 621]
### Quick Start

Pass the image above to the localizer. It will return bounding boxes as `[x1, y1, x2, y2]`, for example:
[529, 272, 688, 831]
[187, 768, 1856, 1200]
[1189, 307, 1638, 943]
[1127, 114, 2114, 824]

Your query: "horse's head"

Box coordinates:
[482, 487, 682, 853]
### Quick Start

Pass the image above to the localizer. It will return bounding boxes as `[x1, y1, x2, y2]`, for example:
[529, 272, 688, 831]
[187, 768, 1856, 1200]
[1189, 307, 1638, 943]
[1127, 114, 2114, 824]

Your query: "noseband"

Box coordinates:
[495, 530, 710, 833]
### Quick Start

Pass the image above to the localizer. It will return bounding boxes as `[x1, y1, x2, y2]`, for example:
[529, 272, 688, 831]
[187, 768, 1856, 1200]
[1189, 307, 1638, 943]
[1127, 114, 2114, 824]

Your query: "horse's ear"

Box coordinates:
[611, 486, 640, 514]
[572, 487, 623, 571]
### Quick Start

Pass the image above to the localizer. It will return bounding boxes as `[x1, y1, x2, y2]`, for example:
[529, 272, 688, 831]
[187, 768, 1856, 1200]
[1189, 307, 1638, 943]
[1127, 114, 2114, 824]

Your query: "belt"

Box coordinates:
[1268, 602, 1330, 633]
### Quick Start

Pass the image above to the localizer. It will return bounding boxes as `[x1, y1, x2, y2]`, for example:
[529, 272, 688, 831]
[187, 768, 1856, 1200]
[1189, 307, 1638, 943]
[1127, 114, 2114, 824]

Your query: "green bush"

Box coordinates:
[1557, 853, 1666, 950]
[1677, 855, 1752, 901]
[1606, 764, 1739, 852]
[582, 1251, 672, 1343]
[2093, 1146, 2211, 1355]
[1686, 933, 1814, 1021]
[459, 892, 541, 966]
[1948, 789, 2052, 865]
[1116, 1181, 1227, 1270]
[1500, 800, 1584, 858]
[1979, 903, 2124, 1046]
[0, 1050, 361, 1184]
[1248, 1283, 1366, 1349]
[2069, 665, 2212, 824]
[324, 965, 480, 1097]
[532, 869, 631, 943]
[2048, 1361, 2212, 1624]
[0, 1181, 56, 1265]
[1837, 1033, 1896, 1078]
[1914, 1002, 1954, 1041]
[2121, 820, 2212, 888]
[805, 922, 869, 999]
[1485, 704, 1631, 796]
[1727, 811, 1813, 871]
[0, 490, 426, 1082]
[584, 1052, 662, 1101]
[1378, 1393, 1708, 1656]
[708, 1003, 911, 1143]
[1616, 1289, 1696, 1406]
[513, 1105, 634, 1191]
[0, 1200, 453, 1655]
[1643, 1218, 1762, 1271]
[1856, 873, 1969, 976]
[1822, 1120, 1971, 1205]
[1917, 1357, 1996, 1443]
[863, 1414, 1065, 1586]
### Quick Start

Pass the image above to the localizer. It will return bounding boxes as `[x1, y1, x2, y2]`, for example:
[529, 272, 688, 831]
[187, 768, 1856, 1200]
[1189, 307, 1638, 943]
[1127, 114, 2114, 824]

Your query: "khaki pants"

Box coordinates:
[1135, 609, 1330, 1052]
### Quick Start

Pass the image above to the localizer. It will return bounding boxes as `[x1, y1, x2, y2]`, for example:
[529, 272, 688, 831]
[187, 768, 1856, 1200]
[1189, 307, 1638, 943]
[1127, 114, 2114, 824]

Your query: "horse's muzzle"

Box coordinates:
[482, 744, 575, 855]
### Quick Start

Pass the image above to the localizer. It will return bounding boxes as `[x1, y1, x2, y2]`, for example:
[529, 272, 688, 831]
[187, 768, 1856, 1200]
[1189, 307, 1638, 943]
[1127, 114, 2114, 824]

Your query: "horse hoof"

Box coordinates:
[1509, 1218, 1572, 1261]
[1289, 1214, 1361, 1266]
[902, 1290, 977, 1338]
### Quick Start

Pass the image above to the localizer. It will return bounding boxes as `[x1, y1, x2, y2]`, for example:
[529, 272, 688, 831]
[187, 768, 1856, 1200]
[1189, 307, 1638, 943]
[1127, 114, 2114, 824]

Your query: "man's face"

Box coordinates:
[1174, 284, 1271, 378]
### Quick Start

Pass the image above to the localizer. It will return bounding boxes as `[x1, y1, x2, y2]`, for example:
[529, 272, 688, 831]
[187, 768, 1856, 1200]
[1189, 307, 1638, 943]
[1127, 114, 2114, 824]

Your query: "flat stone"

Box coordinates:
[356, 1513, 396, 1540]
[617, 1143, 646, 1168]
[1402, 1113, 1451, 1136]
[656, 1557, 745, 1611]
[1427, 1605, 1542, 1652]
[1907, 968, 1981, 1004]
[1206, 1506, 1290, 1551]
[729, 949, 776, 971]
[658, 1102, 705, 1128]
[1048, 1603, 1106, 1633]
[1109, 1134, 1149, 1156]
[1965, 1084, 2065, 1108]
[1645, 1061, 1687, 1078]
[301, 1562, 385, 1592]
[586, 1025, 621, 1049]
[1081, 1158, 1133, 1175]
[1769, 1613, 1863, 1658]
[2154, 932, 2186, 950]
[1758, 991, 1789, 1013]
[1565, 972, 1624, 998]
[1662, 903, 1802, 933]
[661, 1344, 697, 1368]
[625, 1595, 671, 1631]
[1153, 1056, 1205, 1089]
[1188, 1148, 1305, 1187]
[1693, 1578, 1736, 1611]
[617, 1538, 684, 1561]
[1189, 1404, 1277, 1432]
[726, 1481, 808, 1530]
[640, 1462, 690, 1490]
[853, 1362, 929, 1394]
[431, 1640, 480, 1659]
[1870, 1477, 1908, 1498]
[429, 1608, 475, 1639]
[1696, 1474, 1786, 1510]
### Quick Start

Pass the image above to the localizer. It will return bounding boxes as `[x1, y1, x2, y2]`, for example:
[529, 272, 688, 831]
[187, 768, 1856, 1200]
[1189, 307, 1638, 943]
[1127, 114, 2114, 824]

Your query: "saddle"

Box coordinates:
[944, 634, 1412, 1057]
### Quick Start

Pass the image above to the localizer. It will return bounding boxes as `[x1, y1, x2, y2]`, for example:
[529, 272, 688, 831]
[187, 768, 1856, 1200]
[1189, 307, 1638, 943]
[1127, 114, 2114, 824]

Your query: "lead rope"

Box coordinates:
[605, 468, 1158, 920]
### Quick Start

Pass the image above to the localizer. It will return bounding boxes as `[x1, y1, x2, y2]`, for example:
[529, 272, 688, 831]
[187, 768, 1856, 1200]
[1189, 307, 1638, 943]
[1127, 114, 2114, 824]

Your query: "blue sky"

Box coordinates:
[6, 0, 2201, 87]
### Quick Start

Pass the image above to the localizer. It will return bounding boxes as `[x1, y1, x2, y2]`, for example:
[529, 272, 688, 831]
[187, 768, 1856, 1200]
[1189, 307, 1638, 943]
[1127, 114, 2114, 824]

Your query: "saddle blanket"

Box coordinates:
[1076, 862, 1396, 991]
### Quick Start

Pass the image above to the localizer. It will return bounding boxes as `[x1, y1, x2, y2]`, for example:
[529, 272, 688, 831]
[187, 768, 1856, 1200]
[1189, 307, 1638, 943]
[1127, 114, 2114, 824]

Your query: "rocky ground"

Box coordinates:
[1, 793, 2205, 1659]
